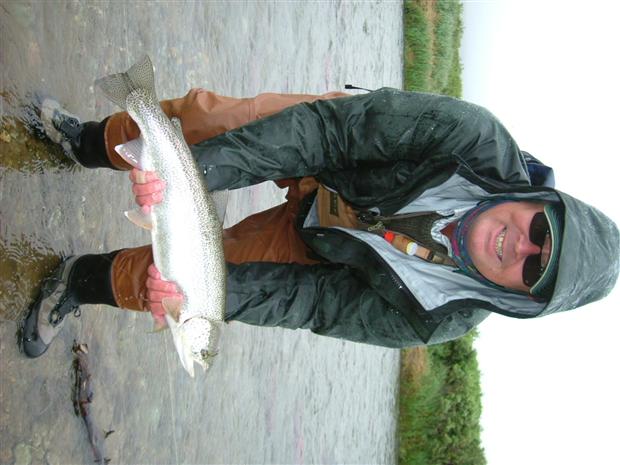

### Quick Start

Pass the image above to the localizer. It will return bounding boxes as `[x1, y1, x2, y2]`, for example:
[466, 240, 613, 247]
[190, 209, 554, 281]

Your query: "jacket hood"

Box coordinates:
[541, 191, 620, 315]
[452, 168, 620, 318]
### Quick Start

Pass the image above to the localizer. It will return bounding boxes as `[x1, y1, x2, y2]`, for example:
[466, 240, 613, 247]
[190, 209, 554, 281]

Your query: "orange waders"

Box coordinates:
[105, 89, 348, 311]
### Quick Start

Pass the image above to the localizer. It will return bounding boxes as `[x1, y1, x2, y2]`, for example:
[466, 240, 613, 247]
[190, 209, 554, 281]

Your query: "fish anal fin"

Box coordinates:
[115, 137, 145, 169]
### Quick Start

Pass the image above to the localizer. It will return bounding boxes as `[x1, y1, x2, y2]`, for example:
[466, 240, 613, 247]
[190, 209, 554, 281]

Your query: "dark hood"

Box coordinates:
[541, 191, 620, 316]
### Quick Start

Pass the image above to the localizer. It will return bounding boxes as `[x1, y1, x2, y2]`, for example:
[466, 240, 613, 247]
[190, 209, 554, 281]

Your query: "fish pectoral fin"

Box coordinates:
[115, 137, 145, 169]
[124, 208, 153, 230]
[164, 315, 195, 378]
[162, 296, 184, 323]
[170, 117, 184, 139]
[150, 316, 168, 333]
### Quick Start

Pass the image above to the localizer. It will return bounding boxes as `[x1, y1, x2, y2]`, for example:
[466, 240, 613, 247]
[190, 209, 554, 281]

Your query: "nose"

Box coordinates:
[515, 234, 541, 258]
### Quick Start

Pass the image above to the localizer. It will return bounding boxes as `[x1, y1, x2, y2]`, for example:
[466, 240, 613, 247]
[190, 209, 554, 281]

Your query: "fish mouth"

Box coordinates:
[495, 227, 506, 260]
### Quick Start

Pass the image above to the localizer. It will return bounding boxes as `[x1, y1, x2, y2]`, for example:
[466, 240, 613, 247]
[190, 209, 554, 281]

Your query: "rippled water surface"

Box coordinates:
[1, 1, 403, 464]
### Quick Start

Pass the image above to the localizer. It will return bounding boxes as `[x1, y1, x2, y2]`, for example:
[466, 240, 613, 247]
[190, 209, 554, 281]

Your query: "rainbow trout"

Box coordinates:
[95, 56, 226, 377]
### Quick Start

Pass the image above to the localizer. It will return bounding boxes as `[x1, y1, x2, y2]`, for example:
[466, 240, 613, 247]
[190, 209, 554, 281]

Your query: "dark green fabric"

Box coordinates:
[195, 88, 619, 347]
[224, 262, 427, 348]
[193, 88, 530, 214]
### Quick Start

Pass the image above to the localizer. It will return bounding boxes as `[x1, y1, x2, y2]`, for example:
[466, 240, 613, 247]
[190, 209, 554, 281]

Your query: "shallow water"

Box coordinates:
[0, 1, 404, 463]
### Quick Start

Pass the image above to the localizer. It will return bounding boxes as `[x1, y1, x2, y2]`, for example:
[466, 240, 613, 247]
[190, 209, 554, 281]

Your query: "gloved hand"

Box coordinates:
[145, 263, 184, 329]
[129, 168, 166, 213]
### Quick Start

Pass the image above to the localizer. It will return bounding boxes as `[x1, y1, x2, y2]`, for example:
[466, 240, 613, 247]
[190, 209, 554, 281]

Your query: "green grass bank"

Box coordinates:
[399, 2, 486, 464]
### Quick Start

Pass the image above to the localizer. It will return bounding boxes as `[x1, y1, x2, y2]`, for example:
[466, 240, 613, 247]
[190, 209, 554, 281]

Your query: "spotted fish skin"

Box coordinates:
[96, 56, 226, 376]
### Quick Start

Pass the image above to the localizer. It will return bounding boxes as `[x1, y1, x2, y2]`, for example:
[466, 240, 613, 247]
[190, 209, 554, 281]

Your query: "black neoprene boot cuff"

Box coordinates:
[69, 251, 120, 307]
[72, 117, 116, 169]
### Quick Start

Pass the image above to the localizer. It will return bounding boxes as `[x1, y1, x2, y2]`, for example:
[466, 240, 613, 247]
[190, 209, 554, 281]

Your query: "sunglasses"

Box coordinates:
[523, 212, 552, 287]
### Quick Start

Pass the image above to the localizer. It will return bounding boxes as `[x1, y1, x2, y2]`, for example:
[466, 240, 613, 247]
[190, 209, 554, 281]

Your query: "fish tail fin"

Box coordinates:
[95, 55, 156, 109]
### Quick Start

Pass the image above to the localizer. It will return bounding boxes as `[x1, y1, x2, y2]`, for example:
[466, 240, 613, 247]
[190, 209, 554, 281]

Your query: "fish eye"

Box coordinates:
[201, 348, 218, 360]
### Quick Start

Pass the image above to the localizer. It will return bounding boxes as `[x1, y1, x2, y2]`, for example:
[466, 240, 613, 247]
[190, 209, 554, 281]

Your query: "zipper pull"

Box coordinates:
[367, 221, 386, 234]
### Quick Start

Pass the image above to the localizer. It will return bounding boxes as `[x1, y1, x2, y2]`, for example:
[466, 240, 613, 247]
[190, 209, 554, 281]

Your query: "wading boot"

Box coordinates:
[38, 97, 83, 163]
[21, 256, 81, 358]
[26, 94, 112, 168]
[20, 251, 119, 358]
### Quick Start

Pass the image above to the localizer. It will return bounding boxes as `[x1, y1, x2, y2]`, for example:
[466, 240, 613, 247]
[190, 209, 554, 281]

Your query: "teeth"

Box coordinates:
[496, 229, 506, 259]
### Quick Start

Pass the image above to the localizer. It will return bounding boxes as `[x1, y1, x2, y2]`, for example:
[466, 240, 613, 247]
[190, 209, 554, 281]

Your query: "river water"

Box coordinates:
[0, 1, 404, 464]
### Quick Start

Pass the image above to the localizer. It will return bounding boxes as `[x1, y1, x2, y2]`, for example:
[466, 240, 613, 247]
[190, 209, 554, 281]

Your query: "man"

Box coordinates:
[21, 88, 620, 357]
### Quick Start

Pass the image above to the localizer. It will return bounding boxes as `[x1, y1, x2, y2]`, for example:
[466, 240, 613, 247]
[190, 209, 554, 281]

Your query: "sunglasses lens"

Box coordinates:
[523, 254, 543, 287]
[529, 212, 549, 247]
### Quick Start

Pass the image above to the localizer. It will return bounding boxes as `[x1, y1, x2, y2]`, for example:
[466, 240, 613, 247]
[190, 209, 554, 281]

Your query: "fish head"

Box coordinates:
[164, 314, 220, 377]
[182, 317, 220, 373]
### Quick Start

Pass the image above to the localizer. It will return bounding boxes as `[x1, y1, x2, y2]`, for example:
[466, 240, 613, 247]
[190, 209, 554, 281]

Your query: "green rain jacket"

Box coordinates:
[191, 88, 620, 348]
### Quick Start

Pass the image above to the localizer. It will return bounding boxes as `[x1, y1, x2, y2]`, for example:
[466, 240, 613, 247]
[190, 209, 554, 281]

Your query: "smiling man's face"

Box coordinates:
[466, 201, 550, 292]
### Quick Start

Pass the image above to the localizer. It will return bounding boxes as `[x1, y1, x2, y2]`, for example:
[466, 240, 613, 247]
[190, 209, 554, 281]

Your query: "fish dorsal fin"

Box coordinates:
[170, 117, 184, 139]
[115, 137, 145, 169]
[124, 208, 153, 230]
[210, 190, 229, 225]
